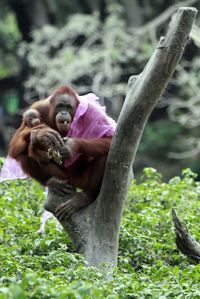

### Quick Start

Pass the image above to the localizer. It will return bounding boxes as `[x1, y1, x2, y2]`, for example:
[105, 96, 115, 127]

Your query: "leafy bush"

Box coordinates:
[1, 168, 200, 298]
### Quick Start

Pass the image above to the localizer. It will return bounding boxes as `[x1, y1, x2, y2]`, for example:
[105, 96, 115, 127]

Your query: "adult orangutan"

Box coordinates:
[29, 86, 116, 219]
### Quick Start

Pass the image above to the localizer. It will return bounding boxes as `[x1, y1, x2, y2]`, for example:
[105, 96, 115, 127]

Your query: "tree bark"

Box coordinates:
[8, 0, 51, 41]
[122, 0, 143, 27]
[172, 208, 200, 262]
[45, 7, 197, 268]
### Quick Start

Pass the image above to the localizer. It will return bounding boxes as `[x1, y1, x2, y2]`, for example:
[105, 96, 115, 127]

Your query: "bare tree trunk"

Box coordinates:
[45, 7, 197, 268]
[122, 0, 143, 27]
[8, 0, 52, 41]
[172, 208, 200, 262]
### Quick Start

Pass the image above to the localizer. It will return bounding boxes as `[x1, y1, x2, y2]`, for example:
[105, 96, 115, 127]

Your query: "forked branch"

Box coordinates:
[45, 7, 197, 267]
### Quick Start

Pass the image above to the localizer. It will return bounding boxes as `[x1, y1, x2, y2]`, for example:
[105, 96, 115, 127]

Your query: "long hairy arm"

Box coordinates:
[8, 126, 31, 158]
[59, 137, 112, 159]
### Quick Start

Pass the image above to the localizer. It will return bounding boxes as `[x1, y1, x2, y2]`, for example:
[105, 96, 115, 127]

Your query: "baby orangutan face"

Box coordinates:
[23, 109, 41, 128]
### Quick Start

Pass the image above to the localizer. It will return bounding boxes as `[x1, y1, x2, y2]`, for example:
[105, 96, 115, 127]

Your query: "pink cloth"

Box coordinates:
[37, 210, 56, 234]
[65, 94, 116, 167]
[0, 156, 28, 182]
[69, 93, 116, 137]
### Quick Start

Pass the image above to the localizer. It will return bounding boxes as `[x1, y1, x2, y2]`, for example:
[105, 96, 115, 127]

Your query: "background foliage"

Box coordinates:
[0, 0, 200, 178]
[1, 165, 200, 298]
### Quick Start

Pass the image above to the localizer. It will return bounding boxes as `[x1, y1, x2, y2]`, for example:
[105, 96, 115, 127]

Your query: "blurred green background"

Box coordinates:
[0, 0, 200, 179]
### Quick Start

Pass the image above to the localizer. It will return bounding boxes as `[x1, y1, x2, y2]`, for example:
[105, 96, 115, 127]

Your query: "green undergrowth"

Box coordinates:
[0, 163, 200, 298]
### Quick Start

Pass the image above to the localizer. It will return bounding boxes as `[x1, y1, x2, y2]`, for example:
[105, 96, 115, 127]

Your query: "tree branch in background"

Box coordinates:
[134, 0, 198, 35]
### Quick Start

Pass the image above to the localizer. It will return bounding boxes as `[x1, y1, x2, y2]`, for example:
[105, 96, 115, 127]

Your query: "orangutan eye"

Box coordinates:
[57, 103, 65, 109]
[66, 104, 72, 110]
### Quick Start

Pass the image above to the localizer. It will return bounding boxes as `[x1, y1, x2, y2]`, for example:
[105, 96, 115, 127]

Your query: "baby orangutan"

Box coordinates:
[23, 109, 64, 165]
[28, 106, 72, 165]
[8, 108, 44, 160]
[23, 109, 41, 128]
[8, 108, 68, 184]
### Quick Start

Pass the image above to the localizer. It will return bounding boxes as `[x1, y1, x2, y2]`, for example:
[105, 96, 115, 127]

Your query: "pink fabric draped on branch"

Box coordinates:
[0, 156, 28, 182]
[65, 93, 116, 167]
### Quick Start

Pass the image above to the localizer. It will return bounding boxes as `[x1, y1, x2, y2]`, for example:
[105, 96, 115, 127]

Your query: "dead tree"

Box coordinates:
[45, 7, 197, 268]
[172, 208, 200, 262]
